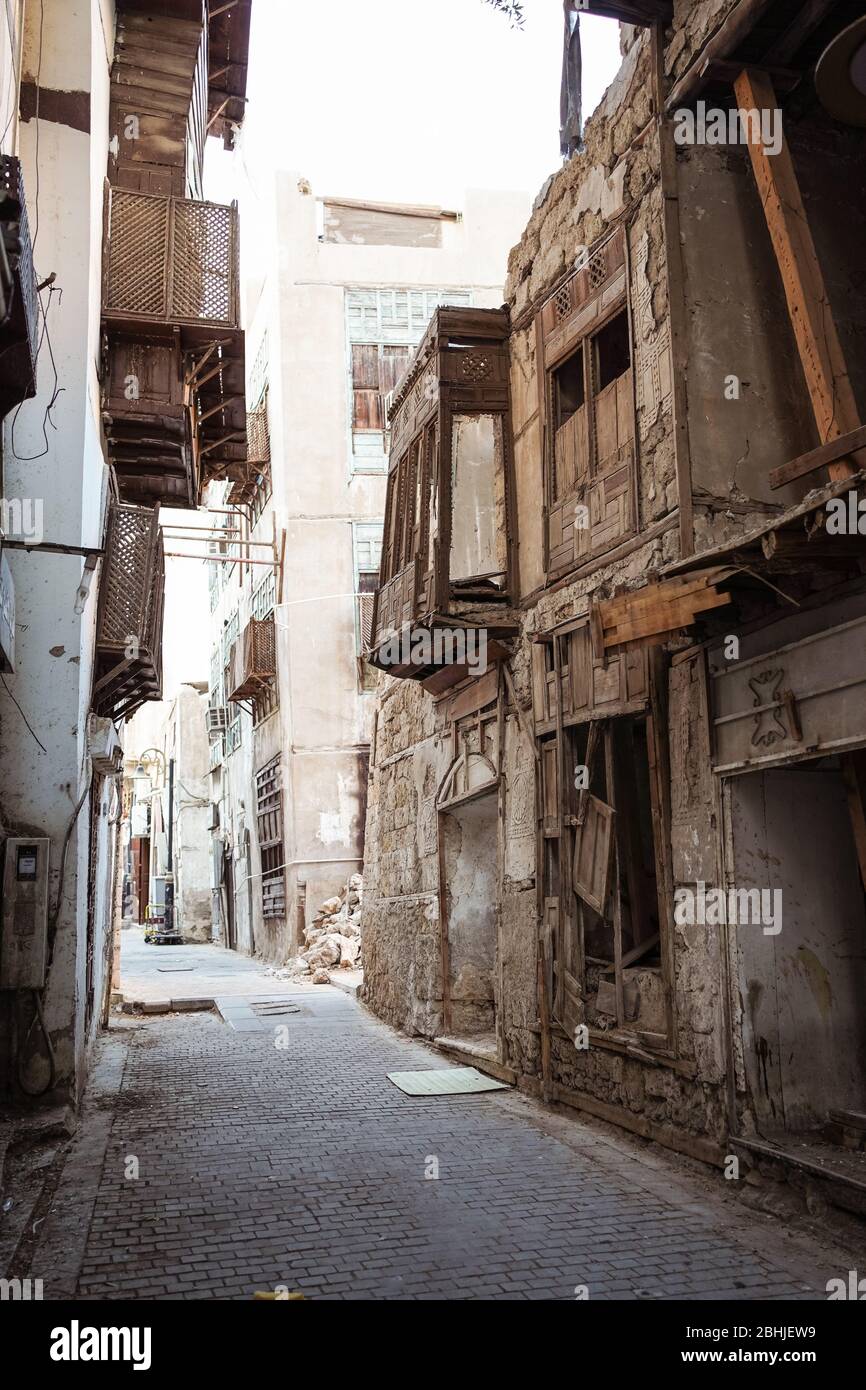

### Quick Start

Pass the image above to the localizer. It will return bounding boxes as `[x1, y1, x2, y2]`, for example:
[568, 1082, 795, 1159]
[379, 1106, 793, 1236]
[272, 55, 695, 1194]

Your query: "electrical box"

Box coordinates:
[0, 837, 50, 990]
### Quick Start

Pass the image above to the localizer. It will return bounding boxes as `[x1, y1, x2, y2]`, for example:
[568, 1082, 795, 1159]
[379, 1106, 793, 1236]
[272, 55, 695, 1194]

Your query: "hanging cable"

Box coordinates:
[15, 773, 92, 1097]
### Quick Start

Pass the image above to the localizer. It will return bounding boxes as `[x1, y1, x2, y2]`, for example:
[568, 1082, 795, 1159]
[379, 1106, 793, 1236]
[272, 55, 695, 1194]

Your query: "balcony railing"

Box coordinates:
[103, 189, 240, 330]
[93, 502, 165, 721]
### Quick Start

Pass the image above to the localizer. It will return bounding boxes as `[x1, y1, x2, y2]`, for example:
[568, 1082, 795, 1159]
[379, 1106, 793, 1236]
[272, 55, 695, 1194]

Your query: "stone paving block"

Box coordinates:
[35, 987, 852, 1303]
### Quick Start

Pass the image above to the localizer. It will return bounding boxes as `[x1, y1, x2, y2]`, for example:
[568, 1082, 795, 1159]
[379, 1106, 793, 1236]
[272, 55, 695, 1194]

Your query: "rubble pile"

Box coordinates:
[290, 874, 363, 984]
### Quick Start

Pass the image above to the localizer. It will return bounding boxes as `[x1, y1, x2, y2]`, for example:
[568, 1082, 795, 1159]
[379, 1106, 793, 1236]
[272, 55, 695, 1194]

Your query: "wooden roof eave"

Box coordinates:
[664, 471, 866, 580]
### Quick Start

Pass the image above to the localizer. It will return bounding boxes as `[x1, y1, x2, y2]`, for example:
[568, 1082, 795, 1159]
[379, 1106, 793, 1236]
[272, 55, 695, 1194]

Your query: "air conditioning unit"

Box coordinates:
[206, 705, 229, 739]
[227, 617, 276, 702]
[87, 714, 123, 776]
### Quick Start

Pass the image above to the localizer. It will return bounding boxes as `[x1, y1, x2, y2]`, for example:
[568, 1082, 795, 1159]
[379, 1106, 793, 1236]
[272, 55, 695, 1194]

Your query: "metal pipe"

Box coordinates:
[165, 757, 176, 935]
[163, 552, 277, 566]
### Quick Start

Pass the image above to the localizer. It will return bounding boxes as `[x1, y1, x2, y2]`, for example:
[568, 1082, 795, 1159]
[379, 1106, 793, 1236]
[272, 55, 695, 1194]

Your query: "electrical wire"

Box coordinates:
[10, 282, 64, 460]
[9, 0, 65, 464]
[16, 988, 56, 1097]
[0, 671, 47, 752]
[16, 774, 92, 1097]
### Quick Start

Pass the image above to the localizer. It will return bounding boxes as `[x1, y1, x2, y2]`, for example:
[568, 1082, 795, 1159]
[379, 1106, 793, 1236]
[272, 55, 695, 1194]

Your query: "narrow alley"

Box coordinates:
[1, 0, 866, 1347]
[19, 935, 862, 1303]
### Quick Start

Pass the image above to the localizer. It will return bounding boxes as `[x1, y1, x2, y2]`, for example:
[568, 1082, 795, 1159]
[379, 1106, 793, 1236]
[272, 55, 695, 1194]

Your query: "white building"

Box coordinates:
[206, 173, 528, 962]
[0, 0, 253, 1103]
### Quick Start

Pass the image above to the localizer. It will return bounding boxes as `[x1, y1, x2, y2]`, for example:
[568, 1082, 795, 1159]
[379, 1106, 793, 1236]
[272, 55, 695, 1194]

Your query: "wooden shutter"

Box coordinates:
[572, 793, 615, 914]
[551, 901, 583, 1040]
[594, 367, 634, 474]
[352, 344, 383, 429]
[541, 738, 560, 837]
[531, 643, 548, 729]
[380, 344, 414, 394]
[532, 641, 559, 731]
[569, 625, 592, 714]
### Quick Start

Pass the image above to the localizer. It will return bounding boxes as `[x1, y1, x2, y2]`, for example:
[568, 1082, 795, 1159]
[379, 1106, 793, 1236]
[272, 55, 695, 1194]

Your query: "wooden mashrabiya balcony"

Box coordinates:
[101, 188, 247, 508]
[93, 502, 165, 721]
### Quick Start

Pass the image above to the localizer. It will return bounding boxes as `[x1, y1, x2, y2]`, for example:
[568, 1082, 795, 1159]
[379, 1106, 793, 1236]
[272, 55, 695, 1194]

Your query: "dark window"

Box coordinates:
[554, 347, 585, 430]
[595, 309, 631, 392]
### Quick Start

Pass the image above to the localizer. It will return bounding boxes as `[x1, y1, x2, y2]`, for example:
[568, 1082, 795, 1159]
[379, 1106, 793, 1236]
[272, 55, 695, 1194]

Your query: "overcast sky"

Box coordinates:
[209, 0, 623, 209]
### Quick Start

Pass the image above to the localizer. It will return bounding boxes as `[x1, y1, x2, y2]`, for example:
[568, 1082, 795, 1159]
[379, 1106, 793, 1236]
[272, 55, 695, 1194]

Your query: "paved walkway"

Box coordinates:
[28, 937, 863, 1301]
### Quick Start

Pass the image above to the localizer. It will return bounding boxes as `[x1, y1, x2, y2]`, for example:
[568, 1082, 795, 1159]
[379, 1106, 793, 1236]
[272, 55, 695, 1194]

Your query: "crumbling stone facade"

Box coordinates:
[362, 1, 866, 1192]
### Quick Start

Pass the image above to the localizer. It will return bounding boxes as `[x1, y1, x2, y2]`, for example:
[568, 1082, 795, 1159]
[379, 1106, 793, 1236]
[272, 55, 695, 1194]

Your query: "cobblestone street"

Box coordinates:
[23, 940, 862, 1302]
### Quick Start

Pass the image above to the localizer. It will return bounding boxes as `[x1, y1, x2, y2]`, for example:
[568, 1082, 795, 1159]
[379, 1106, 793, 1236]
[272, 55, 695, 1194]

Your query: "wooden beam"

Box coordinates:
[769, 425, 866, 490]
[734, 68, 865, 479]
[577, 2, 671, 24]
[653, 23, 695, 558]
[666, 0, 777, 111]
[700, 58, 803, 93]
[198, 393, 244, 424]
[762, 0, 839, 66]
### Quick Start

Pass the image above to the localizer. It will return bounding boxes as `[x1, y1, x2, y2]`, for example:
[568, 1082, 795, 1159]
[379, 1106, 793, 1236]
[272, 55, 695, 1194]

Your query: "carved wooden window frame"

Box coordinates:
[536, 227, 638, 583]
[370, 309, 514, 660]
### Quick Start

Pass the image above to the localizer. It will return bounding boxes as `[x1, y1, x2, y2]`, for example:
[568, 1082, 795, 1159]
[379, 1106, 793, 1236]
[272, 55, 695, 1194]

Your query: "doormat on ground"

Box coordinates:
[157, 966, 195, 972]
[386, 1067, 509, 1096]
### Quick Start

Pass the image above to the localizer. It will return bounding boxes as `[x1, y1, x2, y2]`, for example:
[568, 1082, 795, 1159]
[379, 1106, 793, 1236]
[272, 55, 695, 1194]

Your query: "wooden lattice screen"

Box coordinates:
[93, 502, 164, 720]
[97, 504, 161, 649]
[246, 405, 270, 464]
[104, 189, 239, 328]
[255, 755, 286, 920]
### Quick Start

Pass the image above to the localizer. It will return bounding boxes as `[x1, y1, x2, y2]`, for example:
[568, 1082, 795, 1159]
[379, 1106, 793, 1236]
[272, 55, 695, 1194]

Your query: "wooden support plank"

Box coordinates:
[733, 68, 864, 479]
[652, 23, 696, 558]
[604, 728, 625, 1029]
[769, 425, 866, 490]
[598, 570, 735, 648]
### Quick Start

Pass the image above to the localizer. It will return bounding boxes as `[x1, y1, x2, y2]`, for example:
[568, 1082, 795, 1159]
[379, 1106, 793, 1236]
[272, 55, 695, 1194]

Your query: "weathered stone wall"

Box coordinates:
[361, 680, 443, 1036]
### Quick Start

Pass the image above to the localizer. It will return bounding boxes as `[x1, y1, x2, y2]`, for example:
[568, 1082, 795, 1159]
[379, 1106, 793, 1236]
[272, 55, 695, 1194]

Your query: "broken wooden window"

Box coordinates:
[544, 713, 666, 1043]
[449, 414, 508, 588]
[537, 229, 636, 578]
[438, 693, 501, 811]
[354, 522, 384, 692]
[368, 307, 515, 688]
[534, 613, 669, 1046]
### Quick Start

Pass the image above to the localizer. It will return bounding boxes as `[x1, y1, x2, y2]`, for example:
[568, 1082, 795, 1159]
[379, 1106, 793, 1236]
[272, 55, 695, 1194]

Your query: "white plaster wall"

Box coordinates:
[0, 0, 24, 156]
[205, 173, 528, 962]
[0, 0, 115, 1098]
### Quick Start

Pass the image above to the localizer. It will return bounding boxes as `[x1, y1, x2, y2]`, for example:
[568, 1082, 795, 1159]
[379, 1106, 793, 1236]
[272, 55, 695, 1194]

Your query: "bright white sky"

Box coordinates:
[180, 2, 624, 693]
[209, 0, 623, 210]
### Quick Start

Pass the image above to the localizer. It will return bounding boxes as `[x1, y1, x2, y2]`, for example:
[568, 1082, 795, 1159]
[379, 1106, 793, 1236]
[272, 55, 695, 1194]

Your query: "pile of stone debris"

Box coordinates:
[274, 874, 363, 985]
